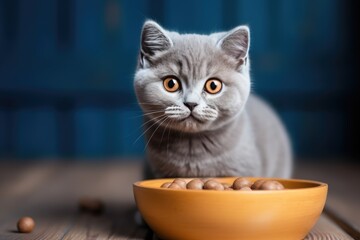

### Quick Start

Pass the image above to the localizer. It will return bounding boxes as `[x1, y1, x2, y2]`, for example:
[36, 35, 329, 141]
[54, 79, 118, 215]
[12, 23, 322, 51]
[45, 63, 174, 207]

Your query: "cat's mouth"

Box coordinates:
[181, 114, 203, 123]
[165, 112, 209, 132]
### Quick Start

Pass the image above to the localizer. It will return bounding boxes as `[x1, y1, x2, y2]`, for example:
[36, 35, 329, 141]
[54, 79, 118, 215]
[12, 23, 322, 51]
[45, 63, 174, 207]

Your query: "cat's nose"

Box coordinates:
[184, 102, 198, 111]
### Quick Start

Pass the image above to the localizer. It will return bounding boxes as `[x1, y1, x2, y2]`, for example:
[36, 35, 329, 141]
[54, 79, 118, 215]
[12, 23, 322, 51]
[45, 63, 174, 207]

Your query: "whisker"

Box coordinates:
[121, 113, 165, 140]
[133, 102, 162, 106]
[160, 117, 172, 146]
[178, 121, 185, 156]
[137, 114, 166, 132]
[144, 116, 169, 150]
[166, 118, 174, 157]
[130, 102, 157, 105]
[133, 115, 165, 144]
[133, 115, 167, 145]
[129, 110, 165, 119]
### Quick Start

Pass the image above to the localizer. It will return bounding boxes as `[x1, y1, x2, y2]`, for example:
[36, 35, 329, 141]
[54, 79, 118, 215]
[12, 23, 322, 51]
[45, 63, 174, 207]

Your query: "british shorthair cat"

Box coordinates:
[134, 20, 292, 178]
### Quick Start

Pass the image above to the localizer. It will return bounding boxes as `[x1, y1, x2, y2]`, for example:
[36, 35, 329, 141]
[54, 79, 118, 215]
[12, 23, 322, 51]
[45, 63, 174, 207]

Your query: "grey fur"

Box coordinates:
[134, 20, 292, 178]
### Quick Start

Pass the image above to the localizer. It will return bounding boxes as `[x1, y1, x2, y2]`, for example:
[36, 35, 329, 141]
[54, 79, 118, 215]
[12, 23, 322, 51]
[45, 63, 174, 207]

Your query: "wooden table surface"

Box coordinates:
[0, 161, 359, 240]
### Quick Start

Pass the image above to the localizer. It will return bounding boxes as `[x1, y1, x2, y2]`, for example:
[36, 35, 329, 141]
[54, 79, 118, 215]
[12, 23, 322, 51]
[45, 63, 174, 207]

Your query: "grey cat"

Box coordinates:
[134, 20, 292, 178]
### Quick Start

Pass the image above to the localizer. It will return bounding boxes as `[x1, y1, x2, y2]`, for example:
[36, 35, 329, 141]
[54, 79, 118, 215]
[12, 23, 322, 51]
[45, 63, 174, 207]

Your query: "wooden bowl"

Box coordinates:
[133, 177, 327, 240]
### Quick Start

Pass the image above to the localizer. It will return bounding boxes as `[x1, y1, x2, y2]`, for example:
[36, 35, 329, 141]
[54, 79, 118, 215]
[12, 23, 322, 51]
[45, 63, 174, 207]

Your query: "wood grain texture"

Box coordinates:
[305, 214, 353, 240]
[0, 162, 142, 240]
[144, 214, 355, 240]
[325, 208, 360, 240]
[0, 161, 358, 240]
[294, 162, 360, 234]
[0, 163, 58, 203]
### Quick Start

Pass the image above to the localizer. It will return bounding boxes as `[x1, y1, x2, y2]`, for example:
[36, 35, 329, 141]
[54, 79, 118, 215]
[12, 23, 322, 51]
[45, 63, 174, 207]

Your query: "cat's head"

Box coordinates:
[134, 20, 251, 133]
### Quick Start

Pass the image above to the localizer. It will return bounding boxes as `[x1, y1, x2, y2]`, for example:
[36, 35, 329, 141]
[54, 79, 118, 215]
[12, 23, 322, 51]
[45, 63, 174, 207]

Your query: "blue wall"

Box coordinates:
[0, 0, 357, 159]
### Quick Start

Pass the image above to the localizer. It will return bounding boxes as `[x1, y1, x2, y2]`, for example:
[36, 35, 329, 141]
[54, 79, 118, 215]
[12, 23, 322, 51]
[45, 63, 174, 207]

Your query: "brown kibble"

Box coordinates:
[233, 177, 252, 190]
[168, 183, 182, 189]
[173, 179, 187, 189]
[79, 197, 104, 215]
[158, 177, 285, 191]
[203, 180, 224, 190]
[251, 179, 267, 190]
[17, 217, 35, 233]
[160, 182, 172, 188]
[258, 180, 285, 190]
[239, 186, 252, 191]
[186, 179, 204, 190]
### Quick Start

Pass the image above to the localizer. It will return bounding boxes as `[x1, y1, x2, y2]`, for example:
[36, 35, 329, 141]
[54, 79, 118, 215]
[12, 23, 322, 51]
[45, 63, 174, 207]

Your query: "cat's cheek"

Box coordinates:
[146, 82, 179, 106]
[225, 88, 244, 112]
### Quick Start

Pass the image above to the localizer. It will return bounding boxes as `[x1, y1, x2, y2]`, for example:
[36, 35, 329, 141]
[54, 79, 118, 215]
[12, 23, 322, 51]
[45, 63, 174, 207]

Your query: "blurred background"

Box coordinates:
[0, 0, 359, 162]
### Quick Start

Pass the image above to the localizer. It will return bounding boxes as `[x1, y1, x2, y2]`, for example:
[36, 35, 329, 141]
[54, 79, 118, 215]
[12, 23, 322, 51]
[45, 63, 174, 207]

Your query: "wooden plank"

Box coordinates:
[60, 162, 143, 239]
[128, 227, 151, 240]
[0, 163, 83, 239]
[0, 162, 74, 239]
[325, 207, 360, 240]
[0, 161, 144, 239]
[0, 163, 30, 190]
[294, 162, 360, 232]
[0, 162, 54, 194]
[138, 214, 355, 240]
[60, 215, 113, 240]
[0, 161, 357, 239]
[0, 162, 61, 219]
[305, 214, 354, 240]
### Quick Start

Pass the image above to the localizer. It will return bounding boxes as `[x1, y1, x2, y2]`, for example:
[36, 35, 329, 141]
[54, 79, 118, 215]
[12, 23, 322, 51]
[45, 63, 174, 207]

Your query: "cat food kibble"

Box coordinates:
[173, 179, 187, 189]
[186, 179, 204, 190]
[79, 197, 104, 215]
[257, 180, 285, 190]
[17, 217, 35, 233]
[203, 180, 224, 190]
[251, 179, 267, 190]
[160, 178, 285, 191]
[233, 177, 253, 190]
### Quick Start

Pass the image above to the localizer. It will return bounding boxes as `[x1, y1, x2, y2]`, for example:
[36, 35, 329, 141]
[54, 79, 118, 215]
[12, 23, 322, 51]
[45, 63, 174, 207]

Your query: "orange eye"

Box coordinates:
[205, 79, 222, 94]
[163, 77, 180, 92]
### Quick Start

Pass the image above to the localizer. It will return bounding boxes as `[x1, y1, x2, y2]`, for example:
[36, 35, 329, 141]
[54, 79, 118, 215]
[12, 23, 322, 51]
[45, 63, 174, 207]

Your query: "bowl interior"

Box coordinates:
[134, 177, 326, 191]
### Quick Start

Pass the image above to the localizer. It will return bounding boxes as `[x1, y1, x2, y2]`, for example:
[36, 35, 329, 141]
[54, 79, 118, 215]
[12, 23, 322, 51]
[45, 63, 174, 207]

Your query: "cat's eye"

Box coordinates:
[205, 79, 222, 94]
[163, 77, 180, 92]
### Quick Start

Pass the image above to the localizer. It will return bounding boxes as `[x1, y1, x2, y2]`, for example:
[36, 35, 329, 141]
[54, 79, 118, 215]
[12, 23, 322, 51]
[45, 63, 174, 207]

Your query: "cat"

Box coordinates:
[134, 20, 293, 179]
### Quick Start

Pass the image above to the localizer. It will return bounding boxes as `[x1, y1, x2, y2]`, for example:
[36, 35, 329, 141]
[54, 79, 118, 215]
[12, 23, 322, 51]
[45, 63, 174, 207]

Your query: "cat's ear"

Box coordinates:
[140, 20, 172, 58]
[217, 25, 250, 66]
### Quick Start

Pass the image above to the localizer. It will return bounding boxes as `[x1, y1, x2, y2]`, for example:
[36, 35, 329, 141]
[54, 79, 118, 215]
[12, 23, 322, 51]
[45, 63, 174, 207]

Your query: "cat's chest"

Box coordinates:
[148, 140, 261, 177]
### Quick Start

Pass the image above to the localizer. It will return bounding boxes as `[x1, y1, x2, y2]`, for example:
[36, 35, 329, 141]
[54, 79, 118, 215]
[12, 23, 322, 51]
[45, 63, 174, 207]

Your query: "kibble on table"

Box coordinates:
[79, 197, 104, 215]
[17, 217, 35, 233]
